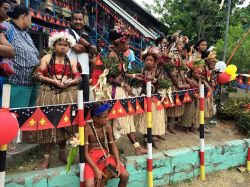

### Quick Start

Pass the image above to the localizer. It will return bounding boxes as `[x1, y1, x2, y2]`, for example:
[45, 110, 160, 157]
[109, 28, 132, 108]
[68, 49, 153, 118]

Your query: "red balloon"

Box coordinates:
[217, 72, 231, 84]
[0, 112, 19, 145]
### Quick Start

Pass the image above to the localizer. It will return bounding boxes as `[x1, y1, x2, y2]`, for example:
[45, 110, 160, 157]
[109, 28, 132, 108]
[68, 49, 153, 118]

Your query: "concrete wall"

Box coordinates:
[5, 139, 250, 187]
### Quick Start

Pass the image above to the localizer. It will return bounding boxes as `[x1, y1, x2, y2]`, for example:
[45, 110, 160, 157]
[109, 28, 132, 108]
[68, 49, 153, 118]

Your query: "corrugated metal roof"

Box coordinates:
[103, 0, 158, 39]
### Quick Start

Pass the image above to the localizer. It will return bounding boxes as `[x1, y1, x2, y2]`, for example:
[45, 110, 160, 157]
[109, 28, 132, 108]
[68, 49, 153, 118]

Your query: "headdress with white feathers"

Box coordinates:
[48, 31, 76, 48]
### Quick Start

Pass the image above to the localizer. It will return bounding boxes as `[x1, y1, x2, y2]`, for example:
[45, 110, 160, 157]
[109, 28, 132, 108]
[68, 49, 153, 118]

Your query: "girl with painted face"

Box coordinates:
[34, 31, 81, 169]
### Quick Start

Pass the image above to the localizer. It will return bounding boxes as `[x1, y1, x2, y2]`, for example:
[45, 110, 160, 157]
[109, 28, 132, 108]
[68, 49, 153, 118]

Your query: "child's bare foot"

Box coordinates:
[155, 135, 166, 140]
[168, 126, 177, 134]
[135, 146, 147, 155]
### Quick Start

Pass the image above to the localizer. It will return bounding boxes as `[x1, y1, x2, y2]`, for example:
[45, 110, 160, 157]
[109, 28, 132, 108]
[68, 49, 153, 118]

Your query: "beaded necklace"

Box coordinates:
[90, 123, 110, 160]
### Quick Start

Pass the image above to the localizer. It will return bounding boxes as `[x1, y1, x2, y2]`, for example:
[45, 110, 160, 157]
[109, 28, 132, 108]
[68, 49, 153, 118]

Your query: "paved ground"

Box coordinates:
[165, 169, 250, 187]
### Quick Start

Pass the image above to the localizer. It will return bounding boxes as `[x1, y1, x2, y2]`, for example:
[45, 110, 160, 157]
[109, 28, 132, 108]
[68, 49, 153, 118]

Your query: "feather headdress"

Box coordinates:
[48, 31, 76, 48]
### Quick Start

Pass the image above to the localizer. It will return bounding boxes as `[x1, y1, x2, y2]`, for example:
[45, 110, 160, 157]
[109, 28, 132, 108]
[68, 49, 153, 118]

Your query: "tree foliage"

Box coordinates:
[144, 0, 244, 44]
[215, 23, 250, 73]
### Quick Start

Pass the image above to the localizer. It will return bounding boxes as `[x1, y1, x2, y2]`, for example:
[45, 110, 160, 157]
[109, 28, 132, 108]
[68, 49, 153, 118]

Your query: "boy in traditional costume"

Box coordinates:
[84, 102, 129, 187]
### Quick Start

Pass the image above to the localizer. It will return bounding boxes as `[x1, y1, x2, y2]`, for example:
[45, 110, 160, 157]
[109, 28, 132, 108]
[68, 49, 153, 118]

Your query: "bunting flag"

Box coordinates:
[238, 76, 243, 84]
[138, 97, 145, 111]
[108, 100, 127, 119]
[71, 104, 78, 125]
[40, 106, 55, 127]
[206, 90, 212, 98]
[174, 93, 182, 106]
[95, 54, 103, 65]
[135, 98, 144, 114]
[56, 105, 71, 128]
[178, 91, 185, 103]
[163, 96, 173, 108]
[153, 96, 164, 110]
[107, 100, 117, 119]
[9, 89, 200, 131]
[19, 108, 39, 131]
[127, 99, 136, 115]
[37, 107, 54, 130]
[120, 99, 129, 113]
[182, 92, 192, 104]
[85, 103, 94, 121]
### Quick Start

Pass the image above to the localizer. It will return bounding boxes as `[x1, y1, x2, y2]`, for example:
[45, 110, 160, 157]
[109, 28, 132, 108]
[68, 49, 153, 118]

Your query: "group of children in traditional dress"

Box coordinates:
[32, 24, 218, 186]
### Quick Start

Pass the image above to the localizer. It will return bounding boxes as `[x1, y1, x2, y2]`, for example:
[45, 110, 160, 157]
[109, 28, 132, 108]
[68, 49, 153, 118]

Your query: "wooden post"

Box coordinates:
[199, 83, 205, 181]
[146, 81, 153, 187]
[78, 87, 85, 187]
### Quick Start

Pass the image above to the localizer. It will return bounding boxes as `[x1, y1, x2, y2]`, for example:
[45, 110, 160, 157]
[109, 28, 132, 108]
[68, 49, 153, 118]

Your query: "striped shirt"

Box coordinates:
[3, 21, 39, 86]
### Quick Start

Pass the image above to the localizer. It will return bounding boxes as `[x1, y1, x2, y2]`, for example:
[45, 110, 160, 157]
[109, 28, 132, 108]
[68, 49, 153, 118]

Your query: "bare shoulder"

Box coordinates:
[41, 54, 52, 63]
[70, 58, 78, 66]
[85, 123, 92, 133]
[105, 123, 112, 132]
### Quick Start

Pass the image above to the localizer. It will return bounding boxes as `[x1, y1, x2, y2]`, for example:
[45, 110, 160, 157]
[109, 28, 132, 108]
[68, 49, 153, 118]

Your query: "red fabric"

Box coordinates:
[51, 64, 72, 76]
[91, 69, 103, 86]
[38, 64, 72, 77]
[84, 149, 126, 180]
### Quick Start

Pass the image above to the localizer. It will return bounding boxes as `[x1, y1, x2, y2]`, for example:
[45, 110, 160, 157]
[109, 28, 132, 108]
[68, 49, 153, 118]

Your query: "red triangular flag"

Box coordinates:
[85, 109, 92, 121]
[153, 96, 164, 110]
[37, 108, 54, 130]
[206, 90, 212, 98]
[238, 76, 243, 84]
[135, 99, 144, 114]
[95, 54, 103, 65]
[127, 100, 136, 115]
[21, 108, 40, 131]
[163, 96, 174, 108]
[108, 100, 127, 119]
[183, 92, 192, 103]
[175, 93, 182, 106]
[57, 105, 71, 128]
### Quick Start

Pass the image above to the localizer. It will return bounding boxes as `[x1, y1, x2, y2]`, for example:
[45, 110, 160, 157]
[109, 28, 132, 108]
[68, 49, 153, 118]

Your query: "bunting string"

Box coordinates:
[8, 88, 205, 131]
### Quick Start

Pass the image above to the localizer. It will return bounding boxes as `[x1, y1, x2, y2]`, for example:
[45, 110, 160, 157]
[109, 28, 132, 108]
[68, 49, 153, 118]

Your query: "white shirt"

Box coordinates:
[67, 29, 89, 75]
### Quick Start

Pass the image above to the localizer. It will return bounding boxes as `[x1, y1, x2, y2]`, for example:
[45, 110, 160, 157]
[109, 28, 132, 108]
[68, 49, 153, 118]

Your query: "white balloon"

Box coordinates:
[215, 61, 226, 72]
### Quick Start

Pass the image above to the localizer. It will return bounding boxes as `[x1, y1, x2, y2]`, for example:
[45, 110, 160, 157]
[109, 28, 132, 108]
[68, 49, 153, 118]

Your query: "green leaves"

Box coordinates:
[66, 147, 78, 173]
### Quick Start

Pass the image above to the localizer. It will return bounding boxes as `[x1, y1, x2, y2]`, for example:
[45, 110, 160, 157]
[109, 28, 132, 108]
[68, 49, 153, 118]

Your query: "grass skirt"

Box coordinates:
[181, 100, 199, 128]
[137, 102, 165, 135]
[205, 97, 213, 119]
[112, 86, 136, 135]
[36, 84, 78, 144]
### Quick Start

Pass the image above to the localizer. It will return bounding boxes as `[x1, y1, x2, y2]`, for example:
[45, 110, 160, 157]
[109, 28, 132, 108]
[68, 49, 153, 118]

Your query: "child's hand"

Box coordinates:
[95, 169, 106, 180]
[116, 162, 121, 177]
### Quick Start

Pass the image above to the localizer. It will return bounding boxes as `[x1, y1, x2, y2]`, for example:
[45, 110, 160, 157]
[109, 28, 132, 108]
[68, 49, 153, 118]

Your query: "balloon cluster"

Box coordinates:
[215, 61, 237, 84]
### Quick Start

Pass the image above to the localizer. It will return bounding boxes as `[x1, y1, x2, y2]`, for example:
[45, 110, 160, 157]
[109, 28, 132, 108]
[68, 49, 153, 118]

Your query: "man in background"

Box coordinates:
[67, 10, 97, 101]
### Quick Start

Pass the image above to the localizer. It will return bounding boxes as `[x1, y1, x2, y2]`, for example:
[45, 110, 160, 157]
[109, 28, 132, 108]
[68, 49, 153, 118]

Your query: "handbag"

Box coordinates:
[0, 23, 15, 77]
[0, 58, 14, 77]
